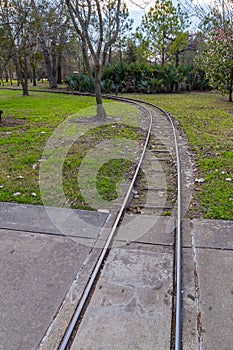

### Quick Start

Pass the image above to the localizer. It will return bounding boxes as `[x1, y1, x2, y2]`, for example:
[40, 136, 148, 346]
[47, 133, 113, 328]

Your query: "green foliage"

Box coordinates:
[196, 7, 233, 101]
[65, 62, 203, 93]
[136, 0, 190, 66]
[196, 33, 233, 101]
[64, 73, 94, 92]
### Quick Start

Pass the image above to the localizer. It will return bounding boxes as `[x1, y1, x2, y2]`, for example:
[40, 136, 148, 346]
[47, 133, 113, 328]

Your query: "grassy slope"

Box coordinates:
[130, 92, 233, 220]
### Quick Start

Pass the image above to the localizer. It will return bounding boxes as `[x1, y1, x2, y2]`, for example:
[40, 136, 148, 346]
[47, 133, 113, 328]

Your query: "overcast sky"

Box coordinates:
[126, 0, 211, 31]
[130, 9, 143, 30]
[126, 0, 154, 30]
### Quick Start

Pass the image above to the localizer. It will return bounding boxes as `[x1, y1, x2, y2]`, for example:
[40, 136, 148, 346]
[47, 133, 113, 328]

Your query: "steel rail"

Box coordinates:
[114, 96, 183, 350]
[58, 100, 153, 350]
[157, 104, 182, 350]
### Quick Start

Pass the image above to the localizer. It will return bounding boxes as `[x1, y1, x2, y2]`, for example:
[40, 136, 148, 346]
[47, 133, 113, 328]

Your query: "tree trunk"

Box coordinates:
[57, 52, 62, 84]
[108, 46, 112, 64]
[42, 46, 57, 89]
[10, 69, 13, 85]
[229, 73, 233, 102]
[22, 76, 29, 96]
[18, 57, 29, 96]
[5, 70, 9, 83]
[0, 71, 3, 86]
[32, 65, 37, 86]
[52, 44, 57, 87]
[161, 47, 165, 67]
[229, 86, 232, 102]
[18, 69, 29, 96]
[95, 74, 106, 121]
[20, 68, 29, 96]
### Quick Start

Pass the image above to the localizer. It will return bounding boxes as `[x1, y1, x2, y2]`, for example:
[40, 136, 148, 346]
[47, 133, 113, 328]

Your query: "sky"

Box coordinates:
[126, 0, 215, 30]
[126, 0, 184, 30]
[130, 9, 143, 29]
[125, 0, 155, 30]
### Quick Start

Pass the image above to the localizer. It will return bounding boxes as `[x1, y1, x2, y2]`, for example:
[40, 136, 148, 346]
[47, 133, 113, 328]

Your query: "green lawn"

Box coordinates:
[129, 92, 233, 220]
[0, 89, 232, 219]
[0, 90, 95, 206]
[0, 89, 144, 209]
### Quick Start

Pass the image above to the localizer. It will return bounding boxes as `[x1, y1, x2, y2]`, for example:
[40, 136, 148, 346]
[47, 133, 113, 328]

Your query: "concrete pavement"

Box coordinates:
[0, 202, 110, 350]
[0, 202, 232, 350]
[70, 215, 176, 350]
[182, 219, 233, 350]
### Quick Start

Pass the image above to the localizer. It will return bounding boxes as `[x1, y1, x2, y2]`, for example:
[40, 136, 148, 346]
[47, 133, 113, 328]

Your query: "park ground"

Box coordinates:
[0, 87, 232, 220]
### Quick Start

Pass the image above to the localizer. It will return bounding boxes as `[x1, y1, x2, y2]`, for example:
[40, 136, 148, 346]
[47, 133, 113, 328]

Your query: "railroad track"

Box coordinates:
[2, 88, 187, 349]
[49, 94, 183, 350]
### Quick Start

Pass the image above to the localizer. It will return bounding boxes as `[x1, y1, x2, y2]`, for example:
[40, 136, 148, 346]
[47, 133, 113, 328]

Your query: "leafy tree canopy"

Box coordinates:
[136, 0, 190, 66]
[196, 1, 233, 101]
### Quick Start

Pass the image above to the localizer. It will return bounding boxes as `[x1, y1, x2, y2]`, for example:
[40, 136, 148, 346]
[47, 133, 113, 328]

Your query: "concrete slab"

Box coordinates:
[0, 204, 110, 350]
[71, 244, 174, 350]
[182, 219, 192, 247]
[196, 249, 233, 350]
[38, 246, 102, 350]
[182, 248, 199, 350]
[115, 214, 175, 246]
[192, 219, 233, 249]
[0, 202, 109, 238]
[38, 215, 117, 350]
[0, 229, 91, 350]
[182, 218, 233, 350]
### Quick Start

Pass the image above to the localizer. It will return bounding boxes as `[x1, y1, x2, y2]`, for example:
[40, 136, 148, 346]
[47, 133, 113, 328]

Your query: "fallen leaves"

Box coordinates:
[13, 192, 21, 197]
[195, 178, 205, 183]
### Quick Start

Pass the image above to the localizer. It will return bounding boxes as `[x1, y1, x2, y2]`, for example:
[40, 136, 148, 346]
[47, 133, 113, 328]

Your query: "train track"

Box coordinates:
[1, 88, 184, 349]
[51, 94, 183, 350]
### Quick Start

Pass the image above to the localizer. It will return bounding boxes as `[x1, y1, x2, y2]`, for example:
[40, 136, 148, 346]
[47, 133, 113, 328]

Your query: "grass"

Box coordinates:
[0, 89, 96, 206]
[1, 88, 232, 219]
[62, 123, 145, 209]
[0, 79, 67, 90]
[128, 92, 233, 220]
[0, 89, 144, 209]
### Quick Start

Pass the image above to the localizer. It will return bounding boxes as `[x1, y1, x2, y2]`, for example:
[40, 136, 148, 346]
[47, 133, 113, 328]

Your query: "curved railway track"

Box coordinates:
[52, 94, 183, 350]
[1, 88, 184, 350]
[113, 96, 182, 350]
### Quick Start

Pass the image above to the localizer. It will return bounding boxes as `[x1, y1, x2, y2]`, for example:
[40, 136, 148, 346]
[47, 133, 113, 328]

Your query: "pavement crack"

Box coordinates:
[193, 246, 233, 252]
[190, 220, 203, 350]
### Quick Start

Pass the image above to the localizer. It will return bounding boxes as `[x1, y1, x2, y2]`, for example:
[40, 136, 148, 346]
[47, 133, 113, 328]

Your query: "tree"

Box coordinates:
[65, 0, 121, 121]
[107, 2, 134, 63]
[136, 0, 190, 66]
[193, 1, 233, 101]
[0, 2, 12, 80]
[31, 0, 72, 89]
[123, 38, 138, 63]
[0, 0, 36, 96]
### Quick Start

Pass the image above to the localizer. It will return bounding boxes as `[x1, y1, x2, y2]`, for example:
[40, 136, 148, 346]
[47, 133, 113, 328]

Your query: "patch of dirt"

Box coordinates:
[69, 115, 121, 124]
[0, 117, 27, 127]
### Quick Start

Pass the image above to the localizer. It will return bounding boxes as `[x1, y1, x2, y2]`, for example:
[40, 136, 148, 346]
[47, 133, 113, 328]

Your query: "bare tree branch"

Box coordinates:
[65, 0, 123, 120]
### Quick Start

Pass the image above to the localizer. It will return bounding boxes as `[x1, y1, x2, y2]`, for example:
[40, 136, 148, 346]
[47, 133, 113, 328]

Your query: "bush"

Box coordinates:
[65, 63, 209, 94]
[65, 73, 93, 92]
